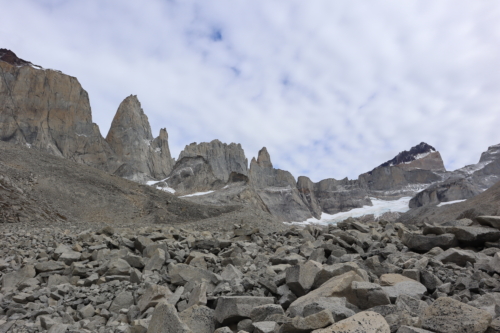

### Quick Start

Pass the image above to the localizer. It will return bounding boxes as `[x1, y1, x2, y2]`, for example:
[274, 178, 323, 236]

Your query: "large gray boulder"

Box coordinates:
[421, 297, 492, 333]
[401, 231, 457, 252]
[147, 302, 192, 333]
[477, 216, 500, 229]
[352, 281, 391, 309]
[168, 263, 220, 286]
[214, 296, 274, 325]
[311, 311, 390, 333]
[288, 271, 364, 317]
[302, 297, 356, 322]
[285, 260, 322, 296]
[179, 305, 215, 333]
[434, 248, 477, 267]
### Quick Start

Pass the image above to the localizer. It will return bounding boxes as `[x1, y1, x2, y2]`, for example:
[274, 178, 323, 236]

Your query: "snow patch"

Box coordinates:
[180, 191, 214, 197]
[437, 199, 466, 207]
[146, 177, 170, 186]
[25, 143, 31, 148]
[156, 186, 175, 194]
[154, 148, 161, 153]
[457, 161, 492, 175]
[287, 197, 412, 226]
[145, 177, 175, 193]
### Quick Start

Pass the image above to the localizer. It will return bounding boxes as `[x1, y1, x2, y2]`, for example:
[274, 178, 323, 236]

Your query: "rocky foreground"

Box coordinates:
[2, 214, 500, 333]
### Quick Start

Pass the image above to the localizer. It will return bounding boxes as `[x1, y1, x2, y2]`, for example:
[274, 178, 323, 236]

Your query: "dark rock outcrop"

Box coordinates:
[378, 142, 445, 171]
[106, 95, 174, 182]
[409, 177, 481, 208]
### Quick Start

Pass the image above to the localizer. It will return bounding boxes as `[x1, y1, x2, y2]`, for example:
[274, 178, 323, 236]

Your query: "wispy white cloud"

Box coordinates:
[3, 0, 500, 182]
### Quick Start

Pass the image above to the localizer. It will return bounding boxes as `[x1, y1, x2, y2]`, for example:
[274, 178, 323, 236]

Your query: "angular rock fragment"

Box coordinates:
[147, 302, 192, 333]
[421, 297, 492, 333]
[311, 311, 390, 333]
[214, 296, 274, 325]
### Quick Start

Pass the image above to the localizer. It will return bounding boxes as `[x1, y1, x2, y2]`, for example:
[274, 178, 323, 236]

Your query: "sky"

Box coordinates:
[3, 0, 500, 182]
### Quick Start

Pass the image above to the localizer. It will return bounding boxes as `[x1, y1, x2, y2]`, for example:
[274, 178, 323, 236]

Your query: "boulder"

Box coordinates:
[311, 311, 390, 333]
[401, 232, 457, 252]
[35, 261, 65, 273]
[288, 271, 364, 317]
[467, 293, 500, 318]
[187, 281, 207, 308]
[144, 248, 166, 271]
[313, 262, 367, 288]
[138, 284, 173, 313]
[280, 310, 334, 332]
[379, 275, 427, 302]
[110, 291, 135, 314]
[422, 297, 492, 333]
[489, 252, 500, 274]
[168, 263, 220, 286]
[105, 258, 131, 276]
[147, 302, 192, 333]
[250, 304, 285, 322]
[214, 296, 274, 325]
[302, 297, 356, 322]
[434, 248, 477, 267]
[253, 321, 279, 333]
[285, 260, 322, 296]
[179, 305, 215, 333]
[351, 281, 391, 309]
[478, 216, 500, 229]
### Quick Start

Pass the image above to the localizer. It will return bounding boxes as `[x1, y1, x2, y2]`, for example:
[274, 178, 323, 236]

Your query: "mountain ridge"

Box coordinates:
[2, 48, 500, 222]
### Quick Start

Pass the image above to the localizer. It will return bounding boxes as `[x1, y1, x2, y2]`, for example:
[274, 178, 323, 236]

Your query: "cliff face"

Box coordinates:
[0, 50, 174, 182]
[358, 142, 446, 198]
[0, 55, 114, 171]
[106, 95, 174, 182]
[178, 140, 248, 183]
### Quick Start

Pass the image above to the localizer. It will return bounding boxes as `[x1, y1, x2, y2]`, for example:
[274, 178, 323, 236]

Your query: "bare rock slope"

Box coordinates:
[0, 140, 289, 233]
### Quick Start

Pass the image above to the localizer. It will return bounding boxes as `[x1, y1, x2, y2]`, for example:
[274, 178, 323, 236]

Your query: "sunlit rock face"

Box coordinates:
[106, 95, 174, 182]
[0, 49, 114, 171]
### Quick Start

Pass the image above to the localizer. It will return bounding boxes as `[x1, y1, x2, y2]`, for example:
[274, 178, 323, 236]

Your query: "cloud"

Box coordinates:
[3, 0, 500, 182]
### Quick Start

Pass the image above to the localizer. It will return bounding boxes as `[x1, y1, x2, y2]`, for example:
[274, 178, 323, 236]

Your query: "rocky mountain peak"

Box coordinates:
[256, 147, 273, 168]
[106, 95, 153, 148]
[106, 95, 174, 181]
[0, 49, 34, 66]
[379, 142, 437, 168]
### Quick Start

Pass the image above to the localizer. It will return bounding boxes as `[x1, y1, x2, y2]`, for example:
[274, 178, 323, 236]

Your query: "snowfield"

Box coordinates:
[288, 196, 412, 226]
